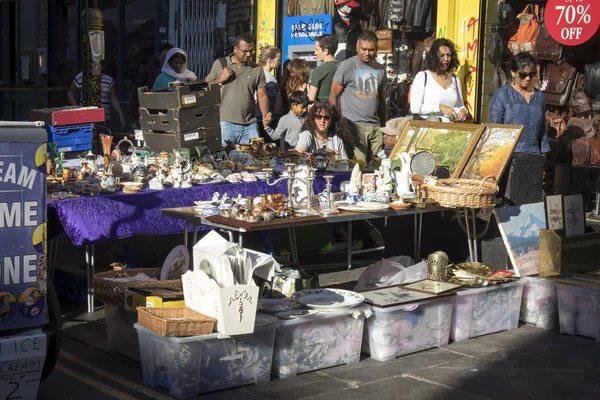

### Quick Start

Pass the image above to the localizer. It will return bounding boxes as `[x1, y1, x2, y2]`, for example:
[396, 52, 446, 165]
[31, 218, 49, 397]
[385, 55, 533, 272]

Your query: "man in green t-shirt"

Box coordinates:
[308, 34, 339, 103]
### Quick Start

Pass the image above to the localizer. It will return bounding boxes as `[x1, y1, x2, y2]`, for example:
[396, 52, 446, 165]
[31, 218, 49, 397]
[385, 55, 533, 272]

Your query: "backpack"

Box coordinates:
[505, 4, 540, 55]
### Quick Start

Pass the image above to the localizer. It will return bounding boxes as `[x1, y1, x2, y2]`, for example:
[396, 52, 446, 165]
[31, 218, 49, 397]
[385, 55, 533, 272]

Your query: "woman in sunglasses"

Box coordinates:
[295, 101, 353, 158]
[489, 52, 549, 153]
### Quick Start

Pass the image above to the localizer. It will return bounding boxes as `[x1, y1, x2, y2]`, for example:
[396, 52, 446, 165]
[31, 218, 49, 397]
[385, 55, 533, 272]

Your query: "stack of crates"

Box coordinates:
[29, 106, 105, 154]
[138, 83, 222, 153]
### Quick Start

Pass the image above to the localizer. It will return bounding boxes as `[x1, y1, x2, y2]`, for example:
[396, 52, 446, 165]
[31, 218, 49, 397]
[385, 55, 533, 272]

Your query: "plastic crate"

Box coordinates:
[135, 319, 277, 398]
[362, 296, 455, 362]
[271, 304, 369, 379]
[450, 281, 523, 342]
[520, 277, 558, 330]
[556, 283, 600, 341]
[46, 123, 93, 152]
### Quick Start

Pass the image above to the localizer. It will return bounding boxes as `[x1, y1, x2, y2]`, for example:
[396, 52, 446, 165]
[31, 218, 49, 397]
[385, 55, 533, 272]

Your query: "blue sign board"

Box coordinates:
[282, 14, 333, 61]
[0, 128, 47, 331]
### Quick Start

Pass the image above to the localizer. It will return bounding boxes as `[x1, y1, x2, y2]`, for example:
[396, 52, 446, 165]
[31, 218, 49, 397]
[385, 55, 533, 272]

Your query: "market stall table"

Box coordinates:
[46, 172, 351, 312]
[161, 204, 447, 270]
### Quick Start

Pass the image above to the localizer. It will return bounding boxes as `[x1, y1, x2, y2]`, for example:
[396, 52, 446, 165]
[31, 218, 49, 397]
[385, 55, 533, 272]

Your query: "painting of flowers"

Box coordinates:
[460, 124, 524, 182]
[494, 203, 546, 276]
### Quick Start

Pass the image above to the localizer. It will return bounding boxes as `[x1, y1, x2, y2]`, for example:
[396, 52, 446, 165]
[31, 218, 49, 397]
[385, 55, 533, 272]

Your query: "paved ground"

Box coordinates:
[35, 231, 600, 399]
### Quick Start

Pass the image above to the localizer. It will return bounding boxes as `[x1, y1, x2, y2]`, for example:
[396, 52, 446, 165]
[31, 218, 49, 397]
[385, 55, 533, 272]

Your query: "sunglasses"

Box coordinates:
[517, 71, 536, 79]
[314, 114, 332, 121]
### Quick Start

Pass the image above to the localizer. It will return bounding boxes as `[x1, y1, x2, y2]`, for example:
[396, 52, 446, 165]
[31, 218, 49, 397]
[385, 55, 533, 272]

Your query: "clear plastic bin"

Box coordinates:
[520, 277, 558, 330]
[135, 321, 277, 398]
[362, 296, 455, 362]
[450, 282, 523, 342]
[105, 304, 140, 361]
[272, 305, 369, 379]
[556, 283, 600, 341]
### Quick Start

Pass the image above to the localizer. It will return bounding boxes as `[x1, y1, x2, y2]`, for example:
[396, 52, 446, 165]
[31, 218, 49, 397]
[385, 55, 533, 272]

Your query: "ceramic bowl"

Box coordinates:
[389, 201, 411, 210]
[120, 182, 143, 193]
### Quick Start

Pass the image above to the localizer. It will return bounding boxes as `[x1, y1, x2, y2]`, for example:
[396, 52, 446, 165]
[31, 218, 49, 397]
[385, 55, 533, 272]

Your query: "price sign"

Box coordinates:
[546, 0, 600, 46]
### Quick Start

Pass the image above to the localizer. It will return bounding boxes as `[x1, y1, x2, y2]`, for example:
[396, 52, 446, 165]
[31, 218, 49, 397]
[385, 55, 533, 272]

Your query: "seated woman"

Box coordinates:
[410, 38, 468, 122]
[295, 101, 352, 159]
[152, 48, 198, 90]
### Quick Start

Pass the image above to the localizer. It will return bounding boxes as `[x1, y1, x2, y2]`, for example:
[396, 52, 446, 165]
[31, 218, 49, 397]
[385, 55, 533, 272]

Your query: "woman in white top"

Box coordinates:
[410, 38, 468, 122]
[295, 101, 353, 159]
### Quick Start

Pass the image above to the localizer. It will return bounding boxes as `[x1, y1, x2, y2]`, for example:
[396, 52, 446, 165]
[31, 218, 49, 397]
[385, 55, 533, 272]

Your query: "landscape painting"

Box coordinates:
[494, 203, 546, 277]
[389, 120, 482, 178]
[460, 124, 524, 182]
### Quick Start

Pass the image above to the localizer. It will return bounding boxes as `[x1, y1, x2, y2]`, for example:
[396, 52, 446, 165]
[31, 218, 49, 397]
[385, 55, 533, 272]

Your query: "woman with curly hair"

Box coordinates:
[410, 38, 468, 122]
[295, 101, 352, 159]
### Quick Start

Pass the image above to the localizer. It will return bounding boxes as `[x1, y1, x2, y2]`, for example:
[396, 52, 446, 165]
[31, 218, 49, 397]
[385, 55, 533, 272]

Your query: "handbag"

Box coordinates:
[487, 31, 504, 66]
[533, 22, 562, 61]
[376, 29, 393, 53]
[546, 111, 568, 138]
[584, 62, 600, 99]
[490, 66, 507, 94]
[505, 4, 540, 55]
[568, 116, 596, 139]
[570, 74, 592, 115]
[412, 32, 436, 76]
[545, 61, 577, 107]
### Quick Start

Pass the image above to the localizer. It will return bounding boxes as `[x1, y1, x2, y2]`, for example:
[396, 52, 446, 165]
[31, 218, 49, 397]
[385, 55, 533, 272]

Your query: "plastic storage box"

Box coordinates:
[105, 304, 140, 362]
[45, 123, 93, 152]
[556, 283, 600, 341]
[362, 296, 455, 362]
[272, 305, 369, 379]
[450, 281, 523, 342]
[135, 318, 277, 398]
[520, 277, 558, 330]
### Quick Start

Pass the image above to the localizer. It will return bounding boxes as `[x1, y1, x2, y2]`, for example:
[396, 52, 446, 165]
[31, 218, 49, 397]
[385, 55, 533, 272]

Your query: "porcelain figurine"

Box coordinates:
[212, 192, 221, 203]
[148, 173, 164, 190]
[221, 193, 231, 204]
[395, 152, 413, 199]
[171, 164, 183, 188]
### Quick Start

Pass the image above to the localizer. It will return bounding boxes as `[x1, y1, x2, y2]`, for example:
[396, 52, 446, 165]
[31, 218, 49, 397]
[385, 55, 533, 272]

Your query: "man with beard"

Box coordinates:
[205, 33, 272, 146]
[330, 30, 386, 163]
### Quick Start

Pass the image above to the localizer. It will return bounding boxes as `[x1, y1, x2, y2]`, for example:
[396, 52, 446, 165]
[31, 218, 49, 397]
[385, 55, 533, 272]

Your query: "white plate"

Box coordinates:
[336, 202, 390, 213]
[258, 299, 296, 313]
[292, 288, 364, 310]
[194, 200, 215, 207]
[160, 245, 190, 280]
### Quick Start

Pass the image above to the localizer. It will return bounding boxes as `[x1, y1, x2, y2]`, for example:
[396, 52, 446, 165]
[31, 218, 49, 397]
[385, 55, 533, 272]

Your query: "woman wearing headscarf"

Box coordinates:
[152, 48, 198, 90]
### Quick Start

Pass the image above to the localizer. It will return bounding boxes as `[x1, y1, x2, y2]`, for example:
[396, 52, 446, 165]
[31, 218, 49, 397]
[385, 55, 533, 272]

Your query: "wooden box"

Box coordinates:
[538, 229, 600, 277]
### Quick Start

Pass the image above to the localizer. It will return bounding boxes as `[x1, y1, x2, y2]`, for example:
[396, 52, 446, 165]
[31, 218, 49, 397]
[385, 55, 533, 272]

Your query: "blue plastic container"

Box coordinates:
[46, 123, 93, 152]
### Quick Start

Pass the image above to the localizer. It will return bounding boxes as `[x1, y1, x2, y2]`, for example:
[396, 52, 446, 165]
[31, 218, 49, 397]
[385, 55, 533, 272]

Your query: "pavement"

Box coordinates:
[35, 231, 600, 400]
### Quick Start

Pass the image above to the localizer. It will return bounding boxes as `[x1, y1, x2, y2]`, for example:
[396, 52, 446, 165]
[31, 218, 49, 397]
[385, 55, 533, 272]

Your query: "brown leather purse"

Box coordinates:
[545, 61, 577, 107]
[568, 117, 596, 139]
[376, 29, 393, 53]
[533, 22, 562, 61]
[546, 111, 567, 138]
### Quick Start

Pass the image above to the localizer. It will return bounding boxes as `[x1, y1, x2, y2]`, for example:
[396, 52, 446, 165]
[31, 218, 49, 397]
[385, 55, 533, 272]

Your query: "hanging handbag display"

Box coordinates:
[546, 111, 568, 138]
[570, 74, 592, 115]
[533, 22, 562, 61]
[584, 62, 600, 99]
[544, 61, 577, 107]
[505, 4, 540, 55]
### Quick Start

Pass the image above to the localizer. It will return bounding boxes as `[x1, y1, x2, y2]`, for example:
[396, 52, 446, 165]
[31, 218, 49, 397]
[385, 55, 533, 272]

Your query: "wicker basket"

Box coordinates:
[94, 268, 182, 307]
[137, 307, 217, 337]
[418, 176, 499, 208]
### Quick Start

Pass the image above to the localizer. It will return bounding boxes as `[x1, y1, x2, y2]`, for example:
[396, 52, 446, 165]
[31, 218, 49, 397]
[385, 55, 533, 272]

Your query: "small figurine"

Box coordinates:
[172, 163, 183, 188]
[221, 193, 231, 204]
[212, 192, 220, 203]
[148, 173, 164, 190]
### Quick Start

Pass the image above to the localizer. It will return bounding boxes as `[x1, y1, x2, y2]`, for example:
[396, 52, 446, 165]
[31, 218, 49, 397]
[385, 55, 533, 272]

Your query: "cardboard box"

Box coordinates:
[138, 83, 221, 110]
[143, 126, 222, 153]
[538, 229, 600, 277]
[140, 104, 220, 133]
[123, 289, 185, 312]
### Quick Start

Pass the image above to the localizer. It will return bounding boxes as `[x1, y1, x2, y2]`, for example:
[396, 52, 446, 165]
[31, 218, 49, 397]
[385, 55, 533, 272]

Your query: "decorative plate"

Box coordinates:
[336, 202, 390, 213]
[160, 245, 190, 281]
[275, 310, 319, 319]
[292, 288, 365, 310]
[258, 298, 296, 313]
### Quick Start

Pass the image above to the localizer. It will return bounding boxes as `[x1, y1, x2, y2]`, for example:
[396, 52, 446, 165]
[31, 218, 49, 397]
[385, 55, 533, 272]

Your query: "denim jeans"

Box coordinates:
[220, 121, 259, 147]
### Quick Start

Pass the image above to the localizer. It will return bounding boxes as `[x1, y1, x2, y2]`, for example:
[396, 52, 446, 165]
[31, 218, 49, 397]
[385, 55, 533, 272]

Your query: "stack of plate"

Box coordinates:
[290, 288, 365, 313]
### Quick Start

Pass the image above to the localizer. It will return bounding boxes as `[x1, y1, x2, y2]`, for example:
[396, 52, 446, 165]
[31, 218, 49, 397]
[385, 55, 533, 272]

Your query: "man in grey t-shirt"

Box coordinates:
[330, 30, 386, 163]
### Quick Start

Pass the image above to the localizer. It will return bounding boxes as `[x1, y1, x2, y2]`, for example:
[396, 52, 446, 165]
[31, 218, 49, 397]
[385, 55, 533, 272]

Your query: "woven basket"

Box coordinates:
[137, 307, 216, 337]
[418, 176, 499, 208]
[94, 268, 182, 307]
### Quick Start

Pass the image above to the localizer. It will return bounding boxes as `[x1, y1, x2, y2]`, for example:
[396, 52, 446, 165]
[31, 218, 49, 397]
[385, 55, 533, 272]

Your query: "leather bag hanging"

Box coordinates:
[546, 111, 568, 138]
[505, 4, 540, 55]
[584, 62, 600, 99]
[533, 21, 562, 61]
[572, 136, 600, 165]
[568, 117, 596, 139]
[412, 32, 436, 76]
[545, 61, 577, 107]
[376, 29, 394, 53]
[570, 74, 592, 115]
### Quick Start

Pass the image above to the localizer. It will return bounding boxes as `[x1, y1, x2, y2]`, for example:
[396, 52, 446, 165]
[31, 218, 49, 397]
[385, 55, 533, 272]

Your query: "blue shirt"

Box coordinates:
[152, 72, 176, 90]
[489, 84, 550, 153]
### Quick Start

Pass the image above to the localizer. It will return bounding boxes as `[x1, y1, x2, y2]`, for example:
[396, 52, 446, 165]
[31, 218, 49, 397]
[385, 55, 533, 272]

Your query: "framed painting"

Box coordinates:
[545, 194, 564, 232]
[460, 124, 524, 182]
[494, 203, 546, 277]
[563, 193, 586, 237]
[389, 120, 482, 179]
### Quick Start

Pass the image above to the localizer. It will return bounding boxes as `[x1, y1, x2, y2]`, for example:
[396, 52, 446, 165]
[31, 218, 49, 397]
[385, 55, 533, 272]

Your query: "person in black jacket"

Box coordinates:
[333, 0, 363, 61]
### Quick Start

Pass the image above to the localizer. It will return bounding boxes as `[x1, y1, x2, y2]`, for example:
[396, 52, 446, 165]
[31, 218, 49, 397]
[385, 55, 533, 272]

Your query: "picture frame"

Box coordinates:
[402, 279, 462, 295]
[388, 120, 482, 179]
[563, 193, 586, 237]
[460, 124, 524, 182]
[545, 194, 564, 232]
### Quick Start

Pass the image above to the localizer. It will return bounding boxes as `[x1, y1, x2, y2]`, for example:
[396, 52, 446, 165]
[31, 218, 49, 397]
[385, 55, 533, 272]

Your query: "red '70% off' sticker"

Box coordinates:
[545, 0, 600, 46]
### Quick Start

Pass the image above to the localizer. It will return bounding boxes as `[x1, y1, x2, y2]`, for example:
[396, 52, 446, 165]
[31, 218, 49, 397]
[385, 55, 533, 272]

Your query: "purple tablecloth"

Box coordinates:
[47, 172, 350, 246]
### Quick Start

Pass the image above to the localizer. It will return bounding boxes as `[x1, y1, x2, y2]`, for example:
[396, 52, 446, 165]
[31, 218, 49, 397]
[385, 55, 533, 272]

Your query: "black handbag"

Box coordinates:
[585, 62, 600, 99]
